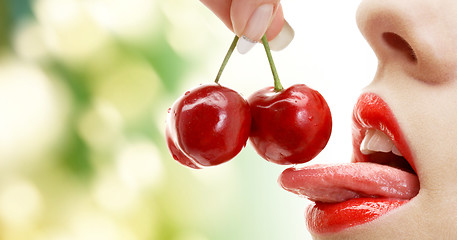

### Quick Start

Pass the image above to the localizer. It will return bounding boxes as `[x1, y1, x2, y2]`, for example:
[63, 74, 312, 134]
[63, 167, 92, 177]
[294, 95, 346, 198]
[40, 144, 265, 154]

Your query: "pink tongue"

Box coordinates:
[279, 162, 420, 203]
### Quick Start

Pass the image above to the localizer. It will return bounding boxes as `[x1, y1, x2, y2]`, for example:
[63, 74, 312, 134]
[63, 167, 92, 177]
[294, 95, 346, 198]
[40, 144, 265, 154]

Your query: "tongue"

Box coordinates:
[279, 162, 420, 203]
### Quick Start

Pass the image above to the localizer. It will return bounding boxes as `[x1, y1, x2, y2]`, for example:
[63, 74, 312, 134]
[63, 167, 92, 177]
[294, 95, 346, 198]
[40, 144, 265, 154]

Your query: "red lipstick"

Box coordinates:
[352, 93, 416, 171]
[279, 93, 419, 235]
[306, 198, 406, 234]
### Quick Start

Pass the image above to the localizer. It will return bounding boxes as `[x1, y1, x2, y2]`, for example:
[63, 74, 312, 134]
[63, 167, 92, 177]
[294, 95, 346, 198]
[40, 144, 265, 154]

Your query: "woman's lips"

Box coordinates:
[279, 164, 419, 234]
[352, 93, 416, 172]
[278, 93, 420, 235]
[306, 198, 407, 234]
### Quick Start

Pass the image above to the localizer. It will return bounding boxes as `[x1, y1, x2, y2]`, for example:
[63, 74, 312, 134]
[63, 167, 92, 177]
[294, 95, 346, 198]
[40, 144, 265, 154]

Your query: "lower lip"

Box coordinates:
[306, 198, 408, 234]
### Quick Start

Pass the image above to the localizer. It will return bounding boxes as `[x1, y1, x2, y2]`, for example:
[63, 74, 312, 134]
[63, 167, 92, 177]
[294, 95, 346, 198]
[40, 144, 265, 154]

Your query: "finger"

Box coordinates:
[267, 4, 294, 51]
[230, 0, 280, 41]
[233, 2, 294, 53]
[265, 3, 284, 41]
[201, 0, 293, 53]
[200, 0, 234, 31]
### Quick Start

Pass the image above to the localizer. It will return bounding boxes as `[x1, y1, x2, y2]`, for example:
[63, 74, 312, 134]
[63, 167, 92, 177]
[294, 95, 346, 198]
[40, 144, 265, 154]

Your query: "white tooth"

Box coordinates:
[360, 129, 375, 155]
[367, 129, 394, 153]
[360, 128, 404, 156]
[392, 145, 403, 156]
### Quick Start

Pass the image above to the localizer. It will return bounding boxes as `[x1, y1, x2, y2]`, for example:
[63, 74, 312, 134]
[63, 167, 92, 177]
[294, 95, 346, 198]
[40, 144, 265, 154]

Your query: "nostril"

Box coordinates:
[382, 32, 417, 63]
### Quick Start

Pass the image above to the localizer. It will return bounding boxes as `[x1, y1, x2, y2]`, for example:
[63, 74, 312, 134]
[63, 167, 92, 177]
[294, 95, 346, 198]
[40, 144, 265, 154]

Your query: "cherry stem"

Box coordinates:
[215, 35, 239, 84]
[261, 34, 283, 92]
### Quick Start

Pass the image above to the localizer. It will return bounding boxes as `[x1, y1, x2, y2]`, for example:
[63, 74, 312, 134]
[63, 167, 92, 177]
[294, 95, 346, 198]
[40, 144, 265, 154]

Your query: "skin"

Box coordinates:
[199, 0, 284, 41]
[326, 0, 457, 238]
[202, 0, 457, 238]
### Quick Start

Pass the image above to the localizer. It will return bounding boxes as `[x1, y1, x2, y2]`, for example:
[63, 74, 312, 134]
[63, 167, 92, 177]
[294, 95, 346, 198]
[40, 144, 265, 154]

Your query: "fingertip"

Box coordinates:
[231, 1, 293, 54]
[230, 0, 281, 38]
[265, 4, 294, 51]
[269, 20, 295, 51]
[237, 36, 257, 54]
[265, 4, 285, 41]
[201, 0, 234, 31]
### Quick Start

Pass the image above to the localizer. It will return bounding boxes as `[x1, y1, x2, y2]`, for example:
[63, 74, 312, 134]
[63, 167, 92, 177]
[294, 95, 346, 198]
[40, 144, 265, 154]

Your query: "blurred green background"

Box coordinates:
[0, 0, 374, 239]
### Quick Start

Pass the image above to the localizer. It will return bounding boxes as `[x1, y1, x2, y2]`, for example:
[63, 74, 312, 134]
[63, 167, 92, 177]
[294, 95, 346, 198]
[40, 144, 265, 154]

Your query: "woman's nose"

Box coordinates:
[356, 0, 457, 84]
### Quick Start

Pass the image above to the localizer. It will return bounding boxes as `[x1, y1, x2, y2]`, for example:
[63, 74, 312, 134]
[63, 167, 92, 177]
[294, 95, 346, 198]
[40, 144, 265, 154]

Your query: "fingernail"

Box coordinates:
[236, 4, 274, 54]
[269, 20, 295, 51]
[237, 36, 256, 54]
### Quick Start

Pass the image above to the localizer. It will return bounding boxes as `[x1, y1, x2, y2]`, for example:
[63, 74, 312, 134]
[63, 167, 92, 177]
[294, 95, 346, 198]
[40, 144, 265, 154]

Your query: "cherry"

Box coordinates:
[166, 34, 332, 168]
[248, 84, 332, 165]
[166, 83, 251, 168]
[246, 36, 332, 165]
[165, 126, 201, 169]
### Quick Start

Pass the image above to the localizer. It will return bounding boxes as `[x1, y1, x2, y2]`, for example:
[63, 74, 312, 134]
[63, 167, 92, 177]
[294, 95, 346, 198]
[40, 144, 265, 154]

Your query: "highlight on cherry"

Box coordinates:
[165, 35, 332, 169]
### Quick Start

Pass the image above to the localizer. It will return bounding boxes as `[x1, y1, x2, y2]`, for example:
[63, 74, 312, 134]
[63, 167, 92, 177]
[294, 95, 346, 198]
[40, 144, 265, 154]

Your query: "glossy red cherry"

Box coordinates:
[248, 84, 332, 165]
[166, 83, 251, 168]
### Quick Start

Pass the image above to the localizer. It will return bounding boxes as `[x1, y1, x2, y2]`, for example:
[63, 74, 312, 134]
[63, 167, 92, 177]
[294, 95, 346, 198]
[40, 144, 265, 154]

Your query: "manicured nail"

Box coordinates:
[236, 4, 274, 54]
[237, 36, 256, 54]
[269, 20, 295, 51]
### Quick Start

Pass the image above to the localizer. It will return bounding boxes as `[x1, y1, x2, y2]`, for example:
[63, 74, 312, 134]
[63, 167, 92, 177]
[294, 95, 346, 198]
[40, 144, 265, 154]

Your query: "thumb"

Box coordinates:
[231, 1, 293, 53]
[265, 4, 294, 51]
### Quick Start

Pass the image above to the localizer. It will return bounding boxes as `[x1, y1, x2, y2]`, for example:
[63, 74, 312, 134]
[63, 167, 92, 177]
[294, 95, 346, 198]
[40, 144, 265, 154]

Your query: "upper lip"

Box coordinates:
[352, 93, 417, 174]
